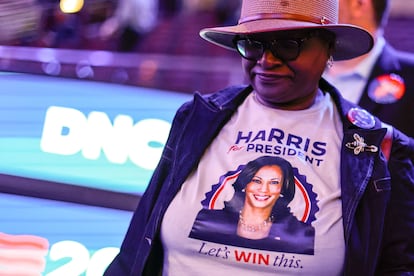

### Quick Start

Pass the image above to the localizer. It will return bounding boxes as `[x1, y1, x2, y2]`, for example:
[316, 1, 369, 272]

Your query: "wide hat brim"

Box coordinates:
[200, 19, 374, 61]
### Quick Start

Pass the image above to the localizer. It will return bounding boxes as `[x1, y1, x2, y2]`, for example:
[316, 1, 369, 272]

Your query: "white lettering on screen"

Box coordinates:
[40, 106, 171, 170]
[45, 240, 119, 276]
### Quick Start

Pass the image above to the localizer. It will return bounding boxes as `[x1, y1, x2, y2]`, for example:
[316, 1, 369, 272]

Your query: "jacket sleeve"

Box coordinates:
[376, 130, 414, 274]
[104, 99, 194, 275]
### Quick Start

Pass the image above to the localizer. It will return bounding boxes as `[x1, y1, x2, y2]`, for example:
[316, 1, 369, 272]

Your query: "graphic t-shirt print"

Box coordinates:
[190, 156, 318, 255]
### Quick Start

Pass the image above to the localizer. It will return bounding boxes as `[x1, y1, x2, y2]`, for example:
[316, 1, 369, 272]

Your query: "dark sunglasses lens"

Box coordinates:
[271, 40, 300, 61]
[236, 39, 264, 60]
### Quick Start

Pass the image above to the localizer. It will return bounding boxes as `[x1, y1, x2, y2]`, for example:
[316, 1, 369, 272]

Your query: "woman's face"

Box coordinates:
[245, 165, 283, 210]
[242, 31, 331, 110]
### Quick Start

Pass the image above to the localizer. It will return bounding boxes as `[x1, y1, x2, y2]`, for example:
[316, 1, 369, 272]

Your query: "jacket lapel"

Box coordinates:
[340, 126, 386, 240]
[322, 78, 388, 240]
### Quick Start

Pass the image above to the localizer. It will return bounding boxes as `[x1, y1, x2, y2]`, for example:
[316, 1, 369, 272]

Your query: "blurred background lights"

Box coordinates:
[76, 60, 94, 79]
[60, 0, 84, 14]
[42, 59, 61, 76]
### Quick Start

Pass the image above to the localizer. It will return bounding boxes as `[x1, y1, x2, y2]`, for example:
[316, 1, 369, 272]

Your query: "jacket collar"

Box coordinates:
[375, 43, 401, 72]
[166, 85, 252, 198]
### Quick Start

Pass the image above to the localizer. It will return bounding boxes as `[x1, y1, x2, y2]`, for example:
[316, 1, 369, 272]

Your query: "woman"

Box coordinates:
[189, 156, 315, 254]
[105, 0, 414, 275]
[236, 156, 295, 240]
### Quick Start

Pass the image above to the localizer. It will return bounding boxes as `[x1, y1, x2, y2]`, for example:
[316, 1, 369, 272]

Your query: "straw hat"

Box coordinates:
[200, 0, 373, 60]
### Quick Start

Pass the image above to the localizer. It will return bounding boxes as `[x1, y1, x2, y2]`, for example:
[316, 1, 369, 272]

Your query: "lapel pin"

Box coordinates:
[346, 133, 378, 155]
[368, 73, 405, 104]
[347, 107, 375, 129]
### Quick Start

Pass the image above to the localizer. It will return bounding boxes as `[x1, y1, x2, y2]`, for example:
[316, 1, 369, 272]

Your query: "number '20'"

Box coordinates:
[45, 240, 119, 276]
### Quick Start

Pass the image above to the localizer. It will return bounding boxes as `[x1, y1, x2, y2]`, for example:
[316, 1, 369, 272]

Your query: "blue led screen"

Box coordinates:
[0, 72, 191, 195]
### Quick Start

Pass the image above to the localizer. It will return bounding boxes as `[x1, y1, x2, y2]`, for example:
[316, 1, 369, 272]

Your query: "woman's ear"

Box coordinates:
[329, 39, 336, 52]
[326, 37, 336, 59]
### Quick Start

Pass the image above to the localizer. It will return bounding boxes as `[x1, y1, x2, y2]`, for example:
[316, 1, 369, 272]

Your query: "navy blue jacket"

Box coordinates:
[105, 79, 414, 276]
[359, 43, 414, 138]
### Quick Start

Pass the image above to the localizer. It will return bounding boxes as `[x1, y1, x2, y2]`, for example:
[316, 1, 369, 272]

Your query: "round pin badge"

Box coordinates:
[367, 73, 405, 104]
[347, 107, 376, 129]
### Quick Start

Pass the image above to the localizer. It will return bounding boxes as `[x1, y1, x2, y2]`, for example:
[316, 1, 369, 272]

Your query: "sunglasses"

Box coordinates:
[233, 33, 313, 61]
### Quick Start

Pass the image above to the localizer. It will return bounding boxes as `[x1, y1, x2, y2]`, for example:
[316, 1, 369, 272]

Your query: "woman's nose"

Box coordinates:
[259, 182, 270, 192]
[258, 49, 283, 67]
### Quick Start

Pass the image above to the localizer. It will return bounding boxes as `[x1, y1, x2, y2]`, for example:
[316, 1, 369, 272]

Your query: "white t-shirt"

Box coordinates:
[161, 92, 345, 275]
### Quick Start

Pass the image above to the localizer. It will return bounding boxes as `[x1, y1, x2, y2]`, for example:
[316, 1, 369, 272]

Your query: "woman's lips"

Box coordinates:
[256, 72, 289, 83]
[254, 194, 271, 201]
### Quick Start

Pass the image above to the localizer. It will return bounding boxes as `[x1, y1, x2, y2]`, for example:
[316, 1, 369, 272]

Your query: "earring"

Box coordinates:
[242, 188, 245, 192]
[327, 55, 334, 68]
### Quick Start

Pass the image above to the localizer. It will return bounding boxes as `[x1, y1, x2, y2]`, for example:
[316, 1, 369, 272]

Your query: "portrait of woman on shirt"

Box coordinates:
[190, 156, 315, 254]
